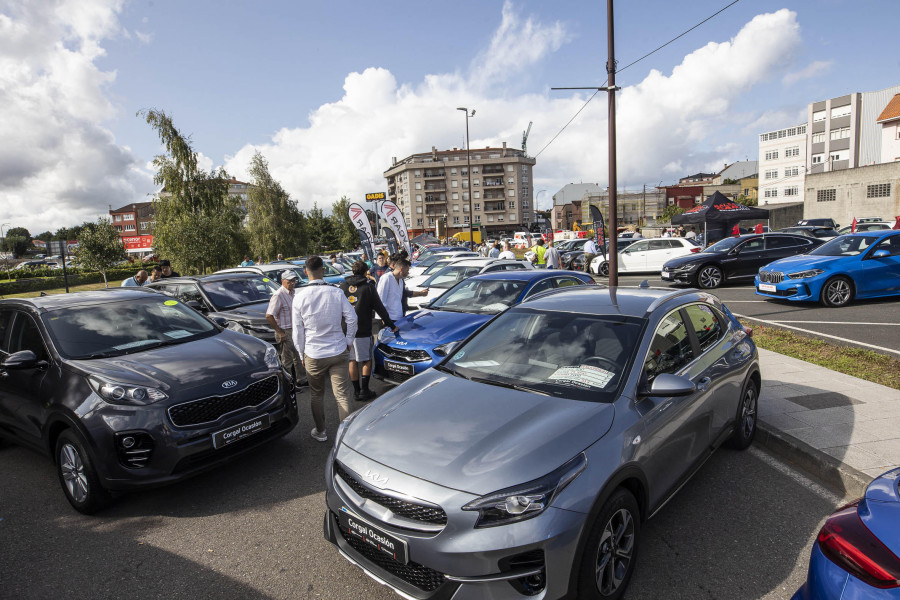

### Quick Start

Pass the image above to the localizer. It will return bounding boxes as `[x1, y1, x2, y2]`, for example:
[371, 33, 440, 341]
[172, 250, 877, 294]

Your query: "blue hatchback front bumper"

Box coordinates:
[754, 274, 824, 302]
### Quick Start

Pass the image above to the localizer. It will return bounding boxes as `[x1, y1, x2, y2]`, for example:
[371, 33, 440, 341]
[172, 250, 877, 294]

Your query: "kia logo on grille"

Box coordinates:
[222, 380, 238, 389]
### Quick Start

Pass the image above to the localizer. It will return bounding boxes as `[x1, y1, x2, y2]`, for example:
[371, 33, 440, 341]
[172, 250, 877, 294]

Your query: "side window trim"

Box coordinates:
[8, 310, 51, 362]
[642, 307, 697, 385]
[681, 302, 727, 357]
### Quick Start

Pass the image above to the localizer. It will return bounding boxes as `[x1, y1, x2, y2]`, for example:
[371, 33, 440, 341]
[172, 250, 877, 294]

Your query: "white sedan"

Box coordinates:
[407, 258, 534, 309]
[590, 238, 699, 275]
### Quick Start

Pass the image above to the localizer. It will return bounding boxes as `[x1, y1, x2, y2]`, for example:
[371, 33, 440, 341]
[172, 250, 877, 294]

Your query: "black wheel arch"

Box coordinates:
[44, 411, 95, 464]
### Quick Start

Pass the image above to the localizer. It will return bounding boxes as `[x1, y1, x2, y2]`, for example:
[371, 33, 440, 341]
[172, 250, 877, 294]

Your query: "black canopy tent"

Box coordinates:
[671, 191, 769, 245]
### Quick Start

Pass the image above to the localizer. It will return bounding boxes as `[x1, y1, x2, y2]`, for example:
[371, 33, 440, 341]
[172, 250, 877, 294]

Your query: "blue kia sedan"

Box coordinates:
[756, 230, 900, 307]
[374, 270, 596, 384]
[792, 467, 900, 599]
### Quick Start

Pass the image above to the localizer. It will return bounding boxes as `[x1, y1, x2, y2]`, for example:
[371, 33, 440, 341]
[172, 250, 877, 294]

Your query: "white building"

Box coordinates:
[757, 124, 808, 205]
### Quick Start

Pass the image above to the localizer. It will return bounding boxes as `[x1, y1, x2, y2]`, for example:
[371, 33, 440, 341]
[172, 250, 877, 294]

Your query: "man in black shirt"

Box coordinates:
[158, 259, 181, 278]
[341, 261, 397, 401]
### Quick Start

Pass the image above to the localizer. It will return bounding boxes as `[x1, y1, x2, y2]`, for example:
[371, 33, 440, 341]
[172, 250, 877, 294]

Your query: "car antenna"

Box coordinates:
[639, 280, 650, 289]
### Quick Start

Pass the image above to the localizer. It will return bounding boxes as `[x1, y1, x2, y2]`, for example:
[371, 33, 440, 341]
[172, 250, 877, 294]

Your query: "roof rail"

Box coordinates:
[644, 287, 701, 315]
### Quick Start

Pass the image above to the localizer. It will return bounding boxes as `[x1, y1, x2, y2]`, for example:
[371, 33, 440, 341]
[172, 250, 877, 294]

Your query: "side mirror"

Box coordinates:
[640, 373, 696, 397]
[186, 300, 207, 312]
[212, 316, 229, 328]
[872, 249, 891, 259]
[1, 350, 43, 370]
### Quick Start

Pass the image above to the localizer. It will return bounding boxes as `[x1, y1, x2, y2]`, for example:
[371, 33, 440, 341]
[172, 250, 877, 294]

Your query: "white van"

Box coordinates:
[513, 232, 535, 248]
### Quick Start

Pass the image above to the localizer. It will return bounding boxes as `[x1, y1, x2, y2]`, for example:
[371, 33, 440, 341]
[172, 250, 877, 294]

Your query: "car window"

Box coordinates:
[500, 263, 526, 270]
[871, 235, 900, 257]
[643, 311, 694, 384]
[200, 276, 278, 309]
[810, 235, 879, 257]
[0, 310, 13, 353]
[627, 241, 649, 253]
[176, 284, 205, 305]
[553, 277, 584, 288]
[765, 236, 801, 249]
[649, 240, 669, 250]
[738, 238, 765, 253]
[684, 304, 724, 353]
[525, 278, 555, 298]
[7, 312, 48, 362]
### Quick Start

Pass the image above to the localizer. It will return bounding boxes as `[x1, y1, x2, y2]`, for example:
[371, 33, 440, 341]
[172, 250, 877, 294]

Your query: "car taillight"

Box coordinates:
[817, 502, 900, 589]
[690, 248, 700, 253]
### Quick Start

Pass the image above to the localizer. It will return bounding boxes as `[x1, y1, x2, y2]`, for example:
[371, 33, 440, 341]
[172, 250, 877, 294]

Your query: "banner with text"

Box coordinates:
[348, 202, 376, 260]
[589, 205, 607, 259]
[378, 199, 411, 255]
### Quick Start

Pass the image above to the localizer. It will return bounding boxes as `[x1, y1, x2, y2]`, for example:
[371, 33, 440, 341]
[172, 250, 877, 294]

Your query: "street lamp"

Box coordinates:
[457, 107, 475, 247]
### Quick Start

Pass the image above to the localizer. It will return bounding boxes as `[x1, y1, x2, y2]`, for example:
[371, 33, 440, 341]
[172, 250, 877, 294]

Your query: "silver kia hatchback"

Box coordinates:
[324, 285, 760, 599]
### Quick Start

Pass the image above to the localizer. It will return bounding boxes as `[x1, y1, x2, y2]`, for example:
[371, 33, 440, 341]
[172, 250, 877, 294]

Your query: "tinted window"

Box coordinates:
[649, 240, 669, 250]
[644, 311, 694, 383]
[871, 235, 900, 257]
[554, 277, 583, 288]
[41, 297, 217, 359]
[765, 236, 802, 249]
[684, 304, 724, 353]
[200, 276, 278, 309]
[738, 238, 765, 253]
[703, 238, 740, 253]
[431, 278, 527, 314]
[0, 310, 11, 352]
[8, 313, 48, 361]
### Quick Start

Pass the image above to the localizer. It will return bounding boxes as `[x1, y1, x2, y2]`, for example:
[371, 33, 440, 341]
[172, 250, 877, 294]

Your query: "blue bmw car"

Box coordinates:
[792, 467, 900, 599]
[375, 270, 596, 384]
[755, 230, 900, 307]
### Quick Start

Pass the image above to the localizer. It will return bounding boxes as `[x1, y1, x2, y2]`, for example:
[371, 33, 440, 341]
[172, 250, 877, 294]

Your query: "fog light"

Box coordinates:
[121, 436, 135, 449]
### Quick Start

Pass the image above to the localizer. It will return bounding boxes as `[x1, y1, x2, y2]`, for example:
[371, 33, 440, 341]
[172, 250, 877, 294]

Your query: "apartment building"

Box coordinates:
[384, 143, 536, 236]
[758, 124, 808, 205]
[581, 188, 667, 227]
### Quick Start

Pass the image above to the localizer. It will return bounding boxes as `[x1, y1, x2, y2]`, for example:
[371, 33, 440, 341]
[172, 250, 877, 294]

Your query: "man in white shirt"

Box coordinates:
[582, 238, 599, 273]
[685, 227, 697, 240]
[376, 256, 428, 321]
[497, 242, 516, 260]
[291, 256, 358, 442]
[265, 270, 302, 385]
[329, 254, 345, 273]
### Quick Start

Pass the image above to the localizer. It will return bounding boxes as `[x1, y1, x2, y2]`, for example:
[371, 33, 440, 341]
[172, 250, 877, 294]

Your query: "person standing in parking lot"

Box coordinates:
[158, 260, 180, 278]
[582, 238, 598, 273]
[368, 252, 390, 281]
[489, 243, 500, 258]
[241, 255, 255, 267]
[265, 270, 303, 385]
[544, 242, 560, 269]
[330, 254, 345, 274]
[498, 242, 515, 260]
[121, 270, 149, 287]
[291, 256, 357, 442]
[531, 238, 547, 267]
[377, 256, 427, 322]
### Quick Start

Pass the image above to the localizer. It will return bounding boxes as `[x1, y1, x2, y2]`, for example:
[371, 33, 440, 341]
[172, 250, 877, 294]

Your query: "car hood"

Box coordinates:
[342, 369, 615, 495]
[762, 254, 844, 272]
[382, 309, 491, 346]
[68, 331, 268, 391]
[663, 251, 723, 268]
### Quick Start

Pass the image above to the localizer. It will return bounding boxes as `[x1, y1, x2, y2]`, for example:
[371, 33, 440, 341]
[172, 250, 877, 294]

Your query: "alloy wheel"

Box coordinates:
[60, 443, 89, 504]
[595, 508, 635, 596]
[741, 386, 757, 439]
[825, 279, 851, 306]
[698, 266, 722, 288]
[599, 262, 610, 277]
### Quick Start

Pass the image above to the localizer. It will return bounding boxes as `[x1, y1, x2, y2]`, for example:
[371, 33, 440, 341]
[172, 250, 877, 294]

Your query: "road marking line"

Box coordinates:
[718, 300, 768, 302]
[749, 446, 845, 505]
[734, 313, 900, 357]
[769, 320, 900, 326]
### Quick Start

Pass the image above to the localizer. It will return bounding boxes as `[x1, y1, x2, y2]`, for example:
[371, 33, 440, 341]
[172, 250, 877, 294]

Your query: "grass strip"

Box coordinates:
[1, 280, 125, 299]
[741, 319, 900, 390]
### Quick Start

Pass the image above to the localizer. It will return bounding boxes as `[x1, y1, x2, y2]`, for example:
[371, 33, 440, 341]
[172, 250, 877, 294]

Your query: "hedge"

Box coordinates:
[0, 266, 150, 295]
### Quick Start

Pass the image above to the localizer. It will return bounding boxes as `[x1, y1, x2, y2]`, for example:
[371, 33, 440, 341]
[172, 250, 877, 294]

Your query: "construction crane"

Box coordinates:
[521, 121, 532, 154]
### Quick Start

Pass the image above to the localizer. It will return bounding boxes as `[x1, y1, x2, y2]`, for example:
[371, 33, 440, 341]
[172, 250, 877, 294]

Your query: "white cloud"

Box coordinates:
[783, 60, 832, 85]
[0, 0, 152, 233]
[225, 8, 802, 213]
[134, 29, 152, 44]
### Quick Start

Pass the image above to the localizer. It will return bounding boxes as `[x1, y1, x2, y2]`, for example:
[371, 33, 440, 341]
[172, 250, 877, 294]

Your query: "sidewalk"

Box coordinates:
[756, 348, 900, 497]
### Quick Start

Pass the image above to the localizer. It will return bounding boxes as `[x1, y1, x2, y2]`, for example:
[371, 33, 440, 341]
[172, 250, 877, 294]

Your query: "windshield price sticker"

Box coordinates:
[455, 360, 500, 368]
[163, 300, 178, 306]
[164, 330, 193, 339]
[549, 365, 614, 389]
[262, 278, 270, 282]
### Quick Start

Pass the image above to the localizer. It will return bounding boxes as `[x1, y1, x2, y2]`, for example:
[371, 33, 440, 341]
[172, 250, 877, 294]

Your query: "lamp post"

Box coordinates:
[457, 107, 475, 247]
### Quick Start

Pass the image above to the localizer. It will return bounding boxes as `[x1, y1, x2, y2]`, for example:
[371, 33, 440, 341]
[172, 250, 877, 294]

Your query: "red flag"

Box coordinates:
[732, 224, 740, 236]
[754, 223, 763, 234]
[851, 217, 857, 233]
[893, 216, 900, 230]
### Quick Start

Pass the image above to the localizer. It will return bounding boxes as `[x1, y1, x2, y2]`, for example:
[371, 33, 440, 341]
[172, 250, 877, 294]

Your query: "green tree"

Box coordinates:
[35, 231, 53, 243]
[330, 196, 358, 251]
[2, 227, 32, 256]
[659, 205, 686, 223]
[734, 194, 758, 207]
[304, 203, 336, 254]
[140, 109, 244, 273]
[75, 218, 126, 287]
[245, 151, 306, 260]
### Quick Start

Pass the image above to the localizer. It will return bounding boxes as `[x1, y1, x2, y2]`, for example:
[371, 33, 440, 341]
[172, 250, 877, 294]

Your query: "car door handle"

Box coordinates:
[696, 377, 711, 391]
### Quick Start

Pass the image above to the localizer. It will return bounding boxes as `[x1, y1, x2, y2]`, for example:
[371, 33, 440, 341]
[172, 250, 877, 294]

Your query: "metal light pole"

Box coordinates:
[605, 0, 619, 287]
[457, 107, 475, 247]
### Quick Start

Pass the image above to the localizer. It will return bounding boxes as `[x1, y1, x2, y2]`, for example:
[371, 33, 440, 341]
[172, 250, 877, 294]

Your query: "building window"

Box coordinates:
[508, 201, 515, 208]
[416, 206, 422, 214]
[462, 180, 468, 188]
[416, 194, 422, 202]
[463, 192, 469, 201]
[830, 104, 851, 119]
[452, 192, 459, 200]
[765, 150, 779, 161]
[464, 215, 470, 223]
[507, 177, 514, 184]
[522, 176, 529, 183]
[451, 167, 457, 174]
[124, 224, 136, 231]
[472, 167, 479, 174]
[522, 201, 529, 209]
[417, 218, 423, 226]
[453, 217, 460, 224]
[140, 222, 150, 230]
[811, 132, 825, 144]
[474, 203, 480, 210]
[429, 217, 435, 225]
[829, 150, 847, 162]
[784, 186, 799, 196]
[765, 169, 778, 180]
[508, 189, 515, 197]
[764, 189, 778, 198]
[784, 166, 800, 177]
[463, 205, 469, 212]
[830, 127, 850, 140]
[813, 110, 826, 122]
[453, 204, 459, 212]
[487, 215, 494, 222]
[507, 165, 514, 172]
[509, 213, 516, 221]
[817, 189, 836, 202]
[811, 154, 824, 164]
[867, 183, 891, 198]
[497, 215, 504, 222]
[414, 170, 421, 177]
[123, 213, 134, 221]
[785, 146, 800, 157]
[415, 182, 421, 190]
[451, 180, 458, 188]
[113, 215, 122, 222]
[473, 191, 480, 199]
[473, 179, 479, 186]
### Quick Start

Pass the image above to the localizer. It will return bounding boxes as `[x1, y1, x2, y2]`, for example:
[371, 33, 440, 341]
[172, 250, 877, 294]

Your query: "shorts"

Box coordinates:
[350, 336, 373, 363]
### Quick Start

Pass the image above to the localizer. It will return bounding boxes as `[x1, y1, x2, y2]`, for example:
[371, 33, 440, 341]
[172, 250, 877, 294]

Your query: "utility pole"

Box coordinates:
[642, 184, 646, 227]
[457, 107, 475, 247]
[552, 0, 620, 286]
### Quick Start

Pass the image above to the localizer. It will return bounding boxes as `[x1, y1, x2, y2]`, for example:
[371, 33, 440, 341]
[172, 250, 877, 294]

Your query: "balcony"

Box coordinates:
[483, 178, 505, 187]
[423, 169, 445, 178]
[482, 166, 504, 174]
[425, 195, 446, 203]
[482, 191, 505, 200]
[484, 202, 505, 212]
[424, 183, 446, 191]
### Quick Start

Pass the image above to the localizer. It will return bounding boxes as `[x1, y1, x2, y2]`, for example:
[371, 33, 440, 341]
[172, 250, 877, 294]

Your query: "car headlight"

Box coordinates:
[433, 340, 461, 357]
[377, 327, 394, 342]
[462, 453, 586, 528]
[89, 377, 167, 406]
[264, 344, 280, 369]
[787, 269, 824, 279]
[226, 321, 246, 334]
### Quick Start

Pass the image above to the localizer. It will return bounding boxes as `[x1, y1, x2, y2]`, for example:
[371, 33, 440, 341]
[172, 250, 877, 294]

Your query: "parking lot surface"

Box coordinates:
[0, 383, 847, 600]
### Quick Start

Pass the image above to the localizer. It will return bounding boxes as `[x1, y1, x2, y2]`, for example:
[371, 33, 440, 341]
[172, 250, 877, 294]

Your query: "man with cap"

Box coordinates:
[265, 269, 303, 385]
[158, 260, 180, 278]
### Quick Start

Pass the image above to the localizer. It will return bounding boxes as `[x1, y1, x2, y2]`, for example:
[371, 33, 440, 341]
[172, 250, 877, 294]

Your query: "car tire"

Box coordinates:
[55, 429, 112, 514]
[577, 488, 641, 600]
[820, 276, 854, 308]
[725, 378, 758, 450]
[597, 262, 610, 277]
[696, 265, 723, 289]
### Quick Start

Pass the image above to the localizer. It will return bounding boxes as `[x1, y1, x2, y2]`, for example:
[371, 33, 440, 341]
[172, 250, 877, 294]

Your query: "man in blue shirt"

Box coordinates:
[121, 270, 148, 287]
[240, 255, 255, 267]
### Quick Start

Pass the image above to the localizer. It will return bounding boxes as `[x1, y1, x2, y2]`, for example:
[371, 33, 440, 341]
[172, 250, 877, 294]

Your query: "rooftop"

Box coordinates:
[876, 93, 900, 123]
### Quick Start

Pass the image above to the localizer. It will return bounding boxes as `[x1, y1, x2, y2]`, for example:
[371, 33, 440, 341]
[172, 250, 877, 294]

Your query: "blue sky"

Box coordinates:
[2, 0, 898, 233]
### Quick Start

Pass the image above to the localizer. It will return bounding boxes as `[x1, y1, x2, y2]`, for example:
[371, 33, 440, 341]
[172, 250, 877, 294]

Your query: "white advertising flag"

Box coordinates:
[379, 200, 411, 255]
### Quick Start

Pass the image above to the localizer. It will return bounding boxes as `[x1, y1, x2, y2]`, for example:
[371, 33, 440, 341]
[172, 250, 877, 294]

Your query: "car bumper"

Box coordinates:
[84, 373, 299, 491]
[660, 268, 695, 283]
[754, 276, 821, 301]
[324, 449, 585, 599]
[374, 347, 437, 385]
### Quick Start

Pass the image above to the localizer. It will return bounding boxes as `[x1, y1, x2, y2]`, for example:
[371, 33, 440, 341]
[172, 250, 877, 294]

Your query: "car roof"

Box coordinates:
[218, 264, 298, 274]
[152, 272, 266, 283]
[0, 287, 161, 311]
[518, 284, 712, 317]
[466, 269, 591, 283]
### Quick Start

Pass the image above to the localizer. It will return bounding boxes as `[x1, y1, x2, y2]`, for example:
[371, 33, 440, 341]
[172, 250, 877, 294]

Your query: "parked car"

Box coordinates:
[407, 258, 534, 309]
[412, 246, 471, 266]
[661, 233, 823, 289]
[408, 251, 479, 277]
[329, 285, 759, 599]
[147, 273, 282, 342]
[780, 226, 839, 240]
[755, 230, 900, 307]
[797, 218, 840, 229]
[375, 270, 594, 384]
[0, 289, 297, 513]
[837, 222, 893, 234]
[792, 467, 900, 599]
[406, 255, 482, 288]
[590, 238, 699, 276]
[13, 260, 58, 271]
[286, 259, 345, 284]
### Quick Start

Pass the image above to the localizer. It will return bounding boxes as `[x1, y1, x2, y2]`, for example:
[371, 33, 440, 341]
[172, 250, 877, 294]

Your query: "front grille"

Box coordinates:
[335, 462, 448, 526]
[758, 271, 784, 284]
[758, 287, 798, 297]
[386, 370, 415, 384]
[377, 344, 431, 363]
[168, 376, 279, 427]
[171, 416, 291, 474]
[333, 512, 446, 592]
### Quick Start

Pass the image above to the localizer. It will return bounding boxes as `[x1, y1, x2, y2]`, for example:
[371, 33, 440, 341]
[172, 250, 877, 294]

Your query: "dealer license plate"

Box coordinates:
[758, 283, 777, 292]
[384, 360, 413, 376]
[660, 271, 672, 280]
[339, 508, 409, 564]
[212, 414, 270, 449]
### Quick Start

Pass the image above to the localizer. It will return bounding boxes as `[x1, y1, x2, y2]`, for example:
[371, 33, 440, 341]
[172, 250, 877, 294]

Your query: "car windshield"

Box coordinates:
[423, 265, 484, 289]
[423, 259, 458, 275]
[201, 276, 279, 309]
[419, 254, 452, 268]
[702, 238, 741, 253]
[41, 297, 218, 359]
[294, 262, 341, 279]
[808, 235, 879, 257]
[430, 278, 527, 314]
[441, 308, 643, 402]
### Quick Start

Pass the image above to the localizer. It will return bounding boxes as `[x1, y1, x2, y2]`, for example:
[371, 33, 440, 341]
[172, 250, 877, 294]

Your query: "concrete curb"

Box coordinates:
[756, 421, 872, 499]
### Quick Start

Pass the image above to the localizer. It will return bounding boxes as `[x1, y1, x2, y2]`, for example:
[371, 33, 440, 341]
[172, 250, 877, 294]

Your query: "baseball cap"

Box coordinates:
[281, 270, 299, 281]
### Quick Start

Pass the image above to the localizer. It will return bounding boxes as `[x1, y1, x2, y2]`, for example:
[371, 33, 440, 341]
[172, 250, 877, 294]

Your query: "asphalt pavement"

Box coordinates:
[0, 383, 848, 600]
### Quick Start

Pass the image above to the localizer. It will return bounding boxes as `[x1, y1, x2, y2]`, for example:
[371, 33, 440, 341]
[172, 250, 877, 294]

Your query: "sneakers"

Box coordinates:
[310, 428, 328, 442]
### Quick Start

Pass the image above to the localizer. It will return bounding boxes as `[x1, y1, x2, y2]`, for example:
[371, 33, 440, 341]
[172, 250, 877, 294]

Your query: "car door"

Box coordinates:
[620, 240, 650, 272]
[723, 237, 767, 279]
[859, 235, 900, 296]
[0, 310, 53, 445]
[645, 239, 674, 271]
[633, 309, 709, 506]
